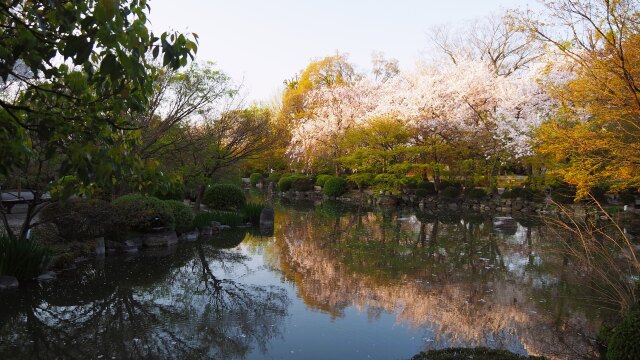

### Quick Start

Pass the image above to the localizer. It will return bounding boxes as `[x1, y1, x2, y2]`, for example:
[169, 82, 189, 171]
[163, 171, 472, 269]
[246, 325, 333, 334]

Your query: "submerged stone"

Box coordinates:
[0, 275, 19, 290]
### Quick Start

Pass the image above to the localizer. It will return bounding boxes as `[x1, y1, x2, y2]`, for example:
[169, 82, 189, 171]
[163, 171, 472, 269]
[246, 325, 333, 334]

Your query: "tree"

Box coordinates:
[519, 0, 640, 197]
[177, 106, 275, 210]
[0, 0, 198, 239]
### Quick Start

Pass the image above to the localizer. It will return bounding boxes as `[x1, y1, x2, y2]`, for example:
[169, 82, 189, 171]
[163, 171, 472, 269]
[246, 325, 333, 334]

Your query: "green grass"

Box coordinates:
[241, 202, 265, 225]
[193, 211, 245, 228]
[0, 235, 51, 281]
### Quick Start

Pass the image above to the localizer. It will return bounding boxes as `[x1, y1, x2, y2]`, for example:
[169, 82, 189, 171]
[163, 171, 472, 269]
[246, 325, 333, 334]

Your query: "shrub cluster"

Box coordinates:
[315, 174, 333, 187]
[502, 187, 544, 202]
[440, 186, 461, 200]
[323, 176, 348, 197]
[267, 172, 282, 183]
[150, 182, 185, 201]
[163, 200, 194, 234]
[550, 184, 576, 204]
[40, 198, 115, 241]
[112, 194, 175, 232]
[203, 184, 246, 210]
[464, 187, 488, 200]
[292, 176, 315, 191]
[418, 181, 436, 195]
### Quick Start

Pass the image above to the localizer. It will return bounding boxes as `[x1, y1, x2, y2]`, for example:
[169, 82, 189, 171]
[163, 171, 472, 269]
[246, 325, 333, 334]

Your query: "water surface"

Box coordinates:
[0, 201, 608, 359]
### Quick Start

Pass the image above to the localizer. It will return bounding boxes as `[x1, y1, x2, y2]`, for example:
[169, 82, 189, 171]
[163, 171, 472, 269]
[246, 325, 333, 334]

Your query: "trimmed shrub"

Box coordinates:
[464, 187, 488, 200]
[203, 184, 246, 210]
[112, 194, 175, 232]
[40, 198, 115, 241]
[0, 235, 50, 281]
[242, 202, 265, 224]
[163, 200, 194, 234]
[374, 173, 401, 190]
[292, 176, 315, 191]
[418, 181, 437, 195]
[323, 176, 348, 197]
[249, 173, 263, 186]
[440, 186, 461, 200]
[316, 174, 333, 187]
[619, 190, 637, 205]
[268, 172, 282, 183]
[605, 306, 640, 359]
[278, 176, 296, 192]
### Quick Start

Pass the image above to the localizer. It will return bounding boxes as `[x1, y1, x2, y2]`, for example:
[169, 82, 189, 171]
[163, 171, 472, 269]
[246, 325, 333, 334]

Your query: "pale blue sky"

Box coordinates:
[148, 0, 538, 103]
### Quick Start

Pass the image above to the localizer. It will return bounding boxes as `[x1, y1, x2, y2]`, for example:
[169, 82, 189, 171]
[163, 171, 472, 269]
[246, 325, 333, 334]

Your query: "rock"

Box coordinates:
[180, 230, 199, 242]
[0, 275, 19, 290]
[377, 195, 399, 206]
[210, 221, 221, 231]
[37, 271, 57, 282]
[200, 226, 213, 237]
[314, 186, 322, 192]
[448, 203, 458, 211]
[260, 207, 275, 236]
[95, 237, 105, 255]
[143, 230, 178, 247]
[493, 216, 517, 230]
[219, 225, 231, 230]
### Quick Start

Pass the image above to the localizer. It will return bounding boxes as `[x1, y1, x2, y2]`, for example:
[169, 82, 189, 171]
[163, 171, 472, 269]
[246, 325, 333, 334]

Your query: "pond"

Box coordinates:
[0, 200, 611, 359]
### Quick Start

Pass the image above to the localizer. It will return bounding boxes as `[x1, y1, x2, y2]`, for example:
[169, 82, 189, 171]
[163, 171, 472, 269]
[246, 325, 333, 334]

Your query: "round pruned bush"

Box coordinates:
[316, 174, 333, 187]
[292, 176, 315, 191]
[40, 198, 115, 241]
[112, 194, 175, 233]
[440, 186, 461, 200]
[278, 176, 295, 192]
[203, 184, 246, 210]
[502, 187, 544, 202]
[323, 176, 348, 197]
[464, 187, 488, 200]
[249, 173, 263, 186]
[163, 200, 194, 234]
[347, 173, 375, 190]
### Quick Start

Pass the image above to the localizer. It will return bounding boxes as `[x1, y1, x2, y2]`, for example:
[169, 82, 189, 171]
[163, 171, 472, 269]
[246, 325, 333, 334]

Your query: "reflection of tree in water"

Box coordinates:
[0, 242, 289, 359]
[272, 206, 603, 359]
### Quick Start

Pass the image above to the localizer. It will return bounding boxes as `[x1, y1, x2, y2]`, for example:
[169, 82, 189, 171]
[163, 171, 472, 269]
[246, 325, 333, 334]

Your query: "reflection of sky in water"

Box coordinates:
[0, 205, 608, 360]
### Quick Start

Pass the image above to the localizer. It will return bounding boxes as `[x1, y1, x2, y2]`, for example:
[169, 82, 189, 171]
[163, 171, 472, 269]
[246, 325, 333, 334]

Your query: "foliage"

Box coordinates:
[347, 173, 375, 190]
[112, 194, 175, 233]
[241, 202, 266, 225]
[163, 200, 194, 234]
[464, 188, 488, 200]
[192, 211, 244, 228]
[411, 347, 544, 360]
[550, 185, 576, 204]
[502, 187, 544, 202]
[439, 180, 463, 190]
[418, 181, 437, 195]
[151, 182, 185, 201]
[605, 306, 640, 360]
[415, 189, 430, 198]
[267, 173, 282, 183]
[402, 176, 421, 189]
[373, 173, 402, 192]
[315, 174, 333, 187]
[203, 184, 246, 211]
[291, 176, 315, 191]
[0, 235, 50, 281]
[249, 173, 263, 186]
[40, 198, 115, 241]
[323, 177, 348, 197]
[440, 186, 462, 200]
[278, 176, 296, 192]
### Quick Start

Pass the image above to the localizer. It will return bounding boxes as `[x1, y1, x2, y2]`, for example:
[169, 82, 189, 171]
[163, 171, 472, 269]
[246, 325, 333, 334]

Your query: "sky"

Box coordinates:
[148, 0, 539, 103]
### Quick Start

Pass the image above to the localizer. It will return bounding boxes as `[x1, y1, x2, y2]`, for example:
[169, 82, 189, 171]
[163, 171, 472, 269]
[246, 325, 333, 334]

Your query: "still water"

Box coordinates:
[0, 201, 609, 359]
